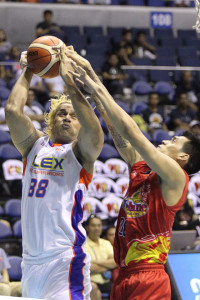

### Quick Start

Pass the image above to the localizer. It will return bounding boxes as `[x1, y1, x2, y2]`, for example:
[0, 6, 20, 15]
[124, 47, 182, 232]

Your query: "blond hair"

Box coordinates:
[44, 94, 72, 139]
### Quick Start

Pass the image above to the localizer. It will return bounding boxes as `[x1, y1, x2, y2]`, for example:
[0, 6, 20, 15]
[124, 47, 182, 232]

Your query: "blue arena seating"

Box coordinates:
[4, 199, 21, 218]
[0, 144, 21, 161]
[13, 220, 22, 238]
[8, 256, 22, 281]
[98, 144, 120, 162]
[153, 129, 171, 145]
[0, 131, 12, 145]
[0, 222, 13, 239]
[132, 81, 153, 95]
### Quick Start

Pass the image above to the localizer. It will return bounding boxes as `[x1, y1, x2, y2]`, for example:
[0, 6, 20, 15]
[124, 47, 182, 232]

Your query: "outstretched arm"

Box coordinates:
[66, 50, 140, 169]
[5, 52, 43, 158]
[69, 63, 187, 205]
[59, 46, 104, 174]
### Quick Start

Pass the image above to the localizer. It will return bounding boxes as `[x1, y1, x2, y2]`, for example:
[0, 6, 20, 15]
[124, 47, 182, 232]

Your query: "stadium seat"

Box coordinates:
[154, 29, 173, 39]
[98, 144, 120, 162]
[127, 0, 145, 5]
[107, 27, 123, 39]
[148, 0, 165, 6]
[132, 102, 148, 115]
[83, 26, 103, 37]
[88, 176, 117, 199]
[156, 47, 175, 57]
[102, 195, 123, 218]
[82, 196, 108, 221]
[0, 221, 13, 238]
[13, 220, 22, 238]
[61, 26, 81, 36]
[0, 86, 11, 103]
[86, 44, 107, 56]
[0, 144, 21, 161]
[131, 57, 152, 66]
[155, 57, 176, 67]
[93, 160, 105, 177]
[177, 29, 197, 39]
[4, 199, 21, 218]
[180, 58, 200, 67]
[160, 37, 182, 48]
[153, 81, 174, 96]
[149, 70, 171, 82]
[132, 81, 153, 95]
[153, 129, 171, 145]
[115, 177, 129, 197]
[0, 130, 12, 145]
[8, 256, 22, 281]
[103, 158, 129, 179]
[177, 47, 198, 60]
[85, 54, 105, 73]
[89, 35, 111, 48]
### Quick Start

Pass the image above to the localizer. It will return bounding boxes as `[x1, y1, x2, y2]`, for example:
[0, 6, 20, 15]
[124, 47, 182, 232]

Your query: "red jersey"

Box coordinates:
[114, 160, 189, 268]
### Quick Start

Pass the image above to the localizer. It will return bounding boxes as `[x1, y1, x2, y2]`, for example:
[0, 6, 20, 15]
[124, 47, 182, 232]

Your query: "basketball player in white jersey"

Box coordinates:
[5, 46, 104, 300]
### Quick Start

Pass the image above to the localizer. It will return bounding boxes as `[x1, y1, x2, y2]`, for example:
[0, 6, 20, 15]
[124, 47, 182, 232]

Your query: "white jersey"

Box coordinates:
[22, 136, 92, 264]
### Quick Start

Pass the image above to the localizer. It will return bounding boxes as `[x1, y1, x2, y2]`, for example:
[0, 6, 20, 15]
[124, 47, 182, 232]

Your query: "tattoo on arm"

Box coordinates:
[17, 130, 40, 155]
[107, 124, 128, 149]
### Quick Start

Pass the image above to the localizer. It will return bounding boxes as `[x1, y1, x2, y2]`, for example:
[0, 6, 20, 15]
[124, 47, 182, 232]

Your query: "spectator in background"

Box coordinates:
[119, 29, 134, 57]
[174, 0, 192, 7]
[169, 93, 197, 131]
[85, 215, 116, 300]
[0, 248, 21, 296]
[44, 76, 65, 98]
[103, 226, 116, 246]
[0, 29, 12, 59]
[142, 92, 168, 133]
[189, 120, 200, 138]
[174, 71, 200, 114]
[101, 53, 128, 96]
[133, 31, 156, 60]
[5, 46, 21, 85]
[0, 96, 9, 131]
[24, 88, 44, 130]
[115, 45, 134, 66]
[36, 10, 66, 42]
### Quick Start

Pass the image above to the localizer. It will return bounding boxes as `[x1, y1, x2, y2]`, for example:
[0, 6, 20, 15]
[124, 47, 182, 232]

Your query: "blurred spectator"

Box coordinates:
[103, 226, 116, 246]
[44, 76, 65, 98]
[85, 215, 116, 300]
[0, 29, 12, 58]
[174, 0, 192, 7]
[101, 53, 128, 96]
[0, 248, 21, 296]
[173, 199, 200, 230]
[189, 120, 200, 138]
[174, 71, 200, 113]
[133, 31, 156, 60]
[36, 10, 66, 42]
[24, 88, 44, 130]
[0, 96, 9, 131]
[119, 29, 134, 57]
[115, 45, 134, 66]
[142, 92, 168, 133]
[169, 93, 197, 131]
[5, 46, 21, 84]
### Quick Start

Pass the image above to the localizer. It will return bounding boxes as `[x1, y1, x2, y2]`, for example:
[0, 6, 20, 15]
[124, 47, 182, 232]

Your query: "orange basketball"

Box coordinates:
[27, 35, 64, 79]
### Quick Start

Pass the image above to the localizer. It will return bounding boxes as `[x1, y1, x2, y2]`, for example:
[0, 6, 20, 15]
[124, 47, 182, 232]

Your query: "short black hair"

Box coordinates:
[122, 28, 132, 36]
[182, 131, 200, 175]
[44, 10, 53, 16]
[86, 214, 102, 226]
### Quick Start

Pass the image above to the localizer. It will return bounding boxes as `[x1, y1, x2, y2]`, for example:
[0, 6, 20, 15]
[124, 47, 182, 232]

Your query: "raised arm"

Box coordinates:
[69, 63, 187, 205]
[59, 46, 104, 174]
[5, 53, 43, 158]
[66, 50, 140, 169]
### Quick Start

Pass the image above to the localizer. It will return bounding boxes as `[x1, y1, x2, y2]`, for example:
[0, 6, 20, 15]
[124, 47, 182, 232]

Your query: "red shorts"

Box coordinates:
[110, 263, 171, 300]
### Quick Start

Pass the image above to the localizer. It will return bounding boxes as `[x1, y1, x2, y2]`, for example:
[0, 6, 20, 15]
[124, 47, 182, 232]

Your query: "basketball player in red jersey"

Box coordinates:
[66, 50, 200, 300]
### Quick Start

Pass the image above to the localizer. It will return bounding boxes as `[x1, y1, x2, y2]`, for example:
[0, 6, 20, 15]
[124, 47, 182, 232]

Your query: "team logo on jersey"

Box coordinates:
[31, 155, 64, 171]
[123, 188, 149, 218]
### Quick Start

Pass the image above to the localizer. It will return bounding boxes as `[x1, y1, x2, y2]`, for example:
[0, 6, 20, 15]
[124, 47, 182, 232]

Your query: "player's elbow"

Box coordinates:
[5, 102, 22, 120]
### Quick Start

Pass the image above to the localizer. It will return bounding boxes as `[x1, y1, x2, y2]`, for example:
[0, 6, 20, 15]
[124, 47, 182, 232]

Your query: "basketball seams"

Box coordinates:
[27, 36, 63, 78]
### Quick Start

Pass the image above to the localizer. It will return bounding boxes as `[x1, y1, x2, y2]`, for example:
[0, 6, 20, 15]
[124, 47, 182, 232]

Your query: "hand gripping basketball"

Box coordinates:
[20, 51, 28, 70]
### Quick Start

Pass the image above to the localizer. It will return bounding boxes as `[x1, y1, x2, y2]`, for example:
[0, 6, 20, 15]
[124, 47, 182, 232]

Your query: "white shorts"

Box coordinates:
[22, 249, 91, 300]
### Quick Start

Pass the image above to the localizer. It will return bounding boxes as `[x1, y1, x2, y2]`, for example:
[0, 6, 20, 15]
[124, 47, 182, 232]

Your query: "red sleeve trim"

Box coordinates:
[79, 168, 93, 190]
[23, 158, 27, 176]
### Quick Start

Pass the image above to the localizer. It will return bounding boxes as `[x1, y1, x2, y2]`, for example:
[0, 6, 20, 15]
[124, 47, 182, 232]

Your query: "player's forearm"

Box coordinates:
[92, 94, 136, 166]
[94, 85, 141, 145]
[6, 68, 33, 115]
[2, 269, 9, 283]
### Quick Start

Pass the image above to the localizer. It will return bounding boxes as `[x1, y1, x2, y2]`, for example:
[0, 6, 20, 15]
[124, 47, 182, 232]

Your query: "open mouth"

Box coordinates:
[62, 124, 70, 129]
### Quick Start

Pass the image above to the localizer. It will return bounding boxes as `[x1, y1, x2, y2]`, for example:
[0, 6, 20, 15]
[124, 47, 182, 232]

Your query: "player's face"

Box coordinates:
[51, 103, 80, 144]
[87, 218, 102, 240]
[157, 136, 189, 160]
